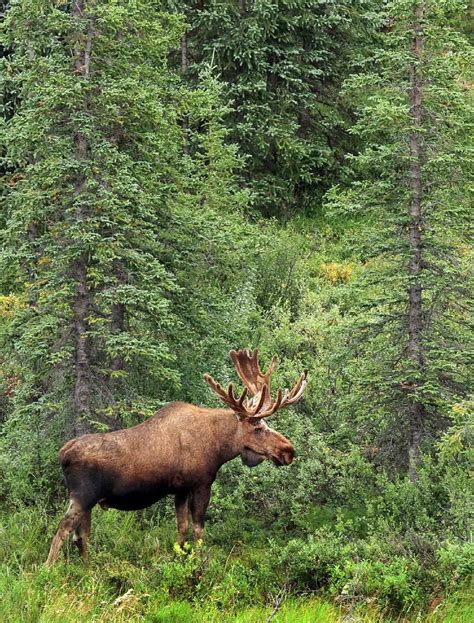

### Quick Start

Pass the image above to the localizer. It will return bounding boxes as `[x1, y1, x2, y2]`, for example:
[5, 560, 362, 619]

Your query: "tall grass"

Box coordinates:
[0, 507, 471, 622]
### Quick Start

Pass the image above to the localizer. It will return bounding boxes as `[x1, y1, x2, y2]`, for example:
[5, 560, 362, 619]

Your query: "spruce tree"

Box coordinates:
[0, 0, 256, 499]
[326, 0, 473, 478]
[171, 0, 374, 219]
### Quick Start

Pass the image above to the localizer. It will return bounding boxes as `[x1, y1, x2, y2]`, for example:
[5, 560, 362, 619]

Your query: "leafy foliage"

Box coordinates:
[0, 0, 472, 618]
[169, 0, 375, 218]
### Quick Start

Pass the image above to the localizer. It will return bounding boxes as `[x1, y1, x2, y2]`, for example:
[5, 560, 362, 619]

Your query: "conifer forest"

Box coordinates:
[0, 1, 472, 621]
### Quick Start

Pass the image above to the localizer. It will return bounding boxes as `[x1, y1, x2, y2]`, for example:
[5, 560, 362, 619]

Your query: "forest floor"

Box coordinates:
[1, 507, 472, 623]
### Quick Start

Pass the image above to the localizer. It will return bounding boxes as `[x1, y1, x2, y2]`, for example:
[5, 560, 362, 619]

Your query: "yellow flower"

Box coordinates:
[0, 294, 24, 318]
[320, 262, 353, 284]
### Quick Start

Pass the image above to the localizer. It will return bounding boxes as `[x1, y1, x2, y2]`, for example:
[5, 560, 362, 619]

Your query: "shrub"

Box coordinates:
[331, 556, 430, 612]
[437, 541, 474, 592]
[276, 530, 348, 591]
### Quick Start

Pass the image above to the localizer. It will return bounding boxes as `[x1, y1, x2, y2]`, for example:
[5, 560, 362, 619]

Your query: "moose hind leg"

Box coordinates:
[73, 509, 91, 562]
[46, 499, 85, 566]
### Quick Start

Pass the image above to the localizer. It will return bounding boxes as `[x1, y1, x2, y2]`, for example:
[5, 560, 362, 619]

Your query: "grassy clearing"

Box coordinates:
[1, 574, 472, 623]
[0, 507, 471, 623]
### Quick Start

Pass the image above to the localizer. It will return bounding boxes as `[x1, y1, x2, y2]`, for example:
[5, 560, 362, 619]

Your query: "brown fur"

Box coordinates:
[46, 402, 294, 565]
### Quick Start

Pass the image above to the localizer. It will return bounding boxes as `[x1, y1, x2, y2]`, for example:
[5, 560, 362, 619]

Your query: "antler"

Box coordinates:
[229, 348, 277, 396]
[248, 368, 308, 420]
[203, 374, 269, 418]
[204, 349, 308, 420]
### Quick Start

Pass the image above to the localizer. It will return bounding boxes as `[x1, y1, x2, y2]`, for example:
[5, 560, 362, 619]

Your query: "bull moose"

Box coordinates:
[46, 348, 307, 564]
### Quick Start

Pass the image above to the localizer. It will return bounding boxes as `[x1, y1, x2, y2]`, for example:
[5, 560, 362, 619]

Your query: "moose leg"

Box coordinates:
[46, 499, 85, 566]
[73, 509, 91, 562]
[190, 485, 211, 542]
[175, 492, 190, 546]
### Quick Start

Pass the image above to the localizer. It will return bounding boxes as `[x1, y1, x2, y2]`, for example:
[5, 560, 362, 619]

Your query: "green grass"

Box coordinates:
[151, 599, 343, 623]
[0, 578, 471, 623]
[0, 507, 471, 623]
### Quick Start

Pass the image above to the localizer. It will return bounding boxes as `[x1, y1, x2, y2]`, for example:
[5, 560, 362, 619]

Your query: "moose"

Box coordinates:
[46, 349, 307, 564]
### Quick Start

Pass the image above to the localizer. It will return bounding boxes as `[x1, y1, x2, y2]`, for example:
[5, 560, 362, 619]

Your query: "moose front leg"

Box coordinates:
[174, 492, 190, 547]
[190, 485, 211, 542]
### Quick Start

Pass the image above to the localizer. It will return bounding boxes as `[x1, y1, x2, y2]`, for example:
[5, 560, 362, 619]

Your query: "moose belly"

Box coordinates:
[103, 483, 177, 511]
[102, 489, 168, 511]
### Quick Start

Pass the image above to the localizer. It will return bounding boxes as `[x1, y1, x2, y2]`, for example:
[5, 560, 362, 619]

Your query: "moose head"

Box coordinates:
[204, 348, 307, 468]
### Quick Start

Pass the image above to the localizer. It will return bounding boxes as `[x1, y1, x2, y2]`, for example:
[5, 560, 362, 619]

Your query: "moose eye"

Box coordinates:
[254, 427, 264, 434]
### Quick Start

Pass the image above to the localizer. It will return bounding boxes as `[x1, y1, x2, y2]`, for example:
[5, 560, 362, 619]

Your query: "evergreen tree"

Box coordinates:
[0, 0, 257, 499]
[325, 0, 473, 478]
[171, 0, 374, 219]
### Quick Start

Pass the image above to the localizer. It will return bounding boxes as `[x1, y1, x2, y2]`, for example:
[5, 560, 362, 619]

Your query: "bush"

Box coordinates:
[331, 556, 430, 612]
[437, 541, 474, 592]
[277, 530, 347, 591]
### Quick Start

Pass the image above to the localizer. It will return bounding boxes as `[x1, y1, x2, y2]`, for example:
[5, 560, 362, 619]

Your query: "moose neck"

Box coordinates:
[209, 408, 244, 467]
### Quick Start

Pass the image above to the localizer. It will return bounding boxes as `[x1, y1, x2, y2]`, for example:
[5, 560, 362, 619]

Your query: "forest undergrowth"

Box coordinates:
[1, 499, 472, 623]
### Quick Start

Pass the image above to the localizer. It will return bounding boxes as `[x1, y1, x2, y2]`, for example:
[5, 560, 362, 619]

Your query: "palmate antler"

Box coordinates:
[230, 348, 277, 396]
[204, 348, 307, 420]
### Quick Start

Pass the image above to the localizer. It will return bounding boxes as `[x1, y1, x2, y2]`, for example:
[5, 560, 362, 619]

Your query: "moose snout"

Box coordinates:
[276, 443, 294, 466]
[283, 445, 295, 464]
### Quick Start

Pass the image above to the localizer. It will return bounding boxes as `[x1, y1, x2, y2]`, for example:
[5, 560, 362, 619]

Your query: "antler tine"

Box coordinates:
[237, 386, 249, 407]
[204, 374, 240, 408]
[203, 373, 224, 399]
[256, 387, 283, 419]
[249, 370, 308, 420]
[204, 372, 256, 417]
[229, 348, 277, 397]
[266, 354, 278, 377]
[227, 382, 236, 402]
[229, 348, 257, 395]
[247, 385, 269, 416]
[280, 370, 308, 407]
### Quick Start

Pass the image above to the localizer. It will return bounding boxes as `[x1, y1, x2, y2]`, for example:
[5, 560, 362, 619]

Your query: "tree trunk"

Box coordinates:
[107, 296, 125, 430]
[181, 29, 190, 155]
[72, 258, 92, 436]
[71, 0, 94, 436]
[110, 283, 125, 378]
[406, 2, 426, 482]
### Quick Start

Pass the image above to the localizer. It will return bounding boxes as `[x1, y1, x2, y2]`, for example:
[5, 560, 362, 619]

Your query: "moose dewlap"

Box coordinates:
[46, 348, 307, 565]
